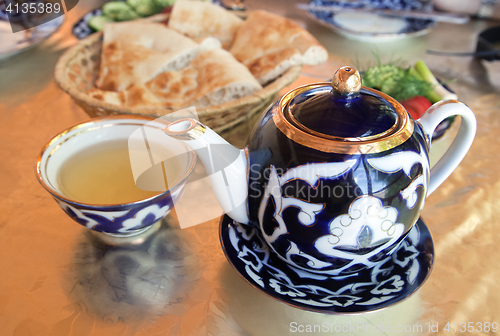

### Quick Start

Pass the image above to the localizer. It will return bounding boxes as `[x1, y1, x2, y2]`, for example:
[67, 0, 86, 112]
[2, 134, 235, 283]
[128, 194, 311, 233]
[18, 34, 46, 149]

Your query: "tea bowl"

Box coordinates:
[35, 115, 196, 237]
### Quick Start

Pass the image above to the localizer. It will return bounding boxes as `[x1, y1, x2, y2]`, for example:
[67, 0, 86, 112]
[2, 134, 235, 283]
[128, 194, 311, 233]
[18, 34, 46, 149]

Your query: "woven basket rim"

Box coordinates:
[54, 18, 302, 118]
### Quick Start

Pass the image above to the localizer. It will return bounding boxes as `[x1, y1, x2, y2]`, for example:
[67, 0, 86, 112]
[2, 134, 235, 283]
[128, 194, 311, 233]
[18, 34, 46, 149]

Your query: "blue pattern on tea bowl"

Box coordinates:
[55, 190, 181, 236]
[35, 115, 196, 236]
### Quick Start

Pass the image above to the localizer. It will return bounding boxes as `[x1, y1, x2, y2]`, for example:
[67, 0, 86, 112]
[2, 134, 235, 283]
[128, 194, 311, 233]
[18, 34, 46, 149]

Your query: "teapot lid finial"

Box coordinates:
[332, 66, 361, 98]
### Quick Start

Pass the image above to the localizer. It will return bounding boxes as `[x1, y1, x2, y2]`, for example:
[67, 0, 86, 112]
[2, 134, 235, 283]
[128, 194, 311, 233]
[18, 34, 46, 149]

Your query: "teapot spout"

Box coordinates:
[164, 119, 249, 224]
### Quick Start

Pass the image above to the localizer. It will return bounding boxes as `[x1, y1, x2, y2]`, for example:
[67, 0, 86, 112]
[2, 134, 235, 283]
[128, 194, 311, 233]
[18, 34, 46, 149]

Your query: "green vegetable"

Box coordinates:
[127, 0, 161, 17]
[88, 15, 113, 31]
[152, 0, 176, 10]
[361, 64, 432, 102]
[102, 1, 139, 21]
[414, 60, 458, 103]
[362, 64, 405, 92]
[387, 71, 433, 102]
[408, 65, 423, 80]
[361, 60, 458, 103]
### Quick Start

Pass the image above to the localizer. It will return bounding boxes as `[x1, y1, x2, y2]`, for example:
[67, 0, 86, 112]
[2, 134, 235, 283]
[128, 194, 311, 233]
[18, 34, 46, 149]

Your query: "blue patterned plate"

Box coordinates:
[305, 0, 437, 42]
[72, 8, 104, 40]
[220, 215, 434, 314]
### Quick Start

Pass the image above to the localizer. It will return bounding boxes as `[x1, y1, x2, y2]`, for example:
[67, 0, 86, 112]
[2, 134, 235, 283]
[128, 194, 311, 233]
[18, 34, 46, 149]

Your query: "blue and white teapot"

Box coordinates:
[165, 66, 476, 275]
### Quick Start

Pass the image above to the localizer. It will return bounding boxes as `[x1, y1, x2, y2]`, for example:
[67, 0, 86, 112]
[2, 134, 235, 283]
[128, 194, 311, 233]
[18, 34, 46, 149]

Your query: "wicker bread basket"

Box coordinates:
[54, 15, 302, 132]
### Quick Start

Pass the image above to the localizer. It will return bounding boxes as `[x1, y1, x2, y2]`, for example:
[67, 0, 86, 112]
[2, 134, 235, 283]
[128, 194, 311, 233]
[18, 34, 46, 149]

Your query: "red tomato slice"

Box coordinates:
[400, 96, 432, 120]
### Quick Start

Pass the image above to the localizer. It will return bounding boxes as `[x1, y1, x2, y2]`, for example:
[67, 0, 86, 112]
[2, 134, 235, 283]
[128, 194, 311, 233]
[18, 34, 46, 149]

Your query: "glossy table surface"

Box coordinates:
[1, 1, 500, 335]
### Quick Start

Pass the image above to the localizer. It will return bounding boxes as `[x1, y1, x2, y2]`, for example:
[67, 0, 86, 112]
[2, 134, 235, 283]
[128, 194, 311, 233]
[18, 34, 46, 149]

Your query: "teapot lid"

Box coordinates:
[273, 66, 415, 154]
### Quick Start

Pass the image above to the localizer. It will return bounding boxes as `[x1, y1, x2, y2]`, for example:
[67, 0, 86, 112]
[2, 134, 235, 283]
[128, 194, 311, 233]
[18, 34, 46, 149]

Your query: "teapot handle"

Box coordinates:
[417, 100, 477, 196]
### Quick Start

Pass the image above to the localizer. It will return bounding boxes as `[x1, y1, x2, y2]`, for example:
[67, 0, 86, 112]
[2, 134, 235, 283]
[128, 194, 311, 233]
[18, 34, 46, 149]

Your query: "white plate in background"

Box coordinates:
[305, 0, 437, 42]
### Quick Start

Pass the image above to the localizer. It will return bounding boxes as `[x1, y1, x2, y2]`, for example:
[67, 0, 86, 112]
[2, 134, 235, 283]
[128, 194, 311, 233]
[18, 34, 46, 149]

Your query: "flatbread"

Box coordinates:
[229, 10, 328, 84]
[89, 67, 199, 108]
[96, 21, 212, 92]
[168, 0, 243, 49]
[190, 48, 263, 108]
[89, 49, 262, 109]
[245, 47, 302, 86]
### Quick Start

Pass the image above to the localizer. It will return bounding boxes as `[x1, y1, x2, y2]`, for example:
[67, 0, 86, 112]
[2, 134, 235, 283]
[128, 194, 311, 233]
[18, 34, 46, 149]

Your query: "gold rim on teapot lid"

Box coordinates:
[272, 66, 415, 155]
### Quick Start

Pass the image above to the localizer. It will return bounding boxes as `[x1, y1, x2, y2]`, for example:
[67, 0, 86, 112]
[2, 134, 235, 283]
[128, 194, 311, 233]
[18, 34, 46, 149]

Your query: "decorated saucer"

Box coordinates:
[219, 215, 434, 314]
